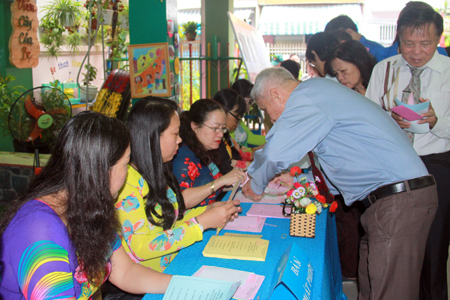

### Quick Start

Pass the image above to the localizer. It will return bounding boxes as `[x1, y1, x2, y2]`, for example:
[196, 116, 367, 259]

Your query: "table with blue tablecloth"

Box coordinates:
[143, 195, 346, 300]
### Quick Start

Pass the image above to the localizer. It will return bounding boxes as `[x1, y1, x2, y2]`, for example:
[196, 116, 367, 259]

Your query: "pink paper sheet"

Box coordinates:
[223, 216, 266, 233]
[391, 105, 423, 121]
[246, 204, 289, 219]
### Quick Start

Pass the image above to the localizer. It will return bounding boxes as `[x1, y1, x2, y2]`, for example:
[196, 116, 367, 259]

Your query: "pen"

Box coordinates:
[257, 296, 260, 300]
[278, 180, 283, 189]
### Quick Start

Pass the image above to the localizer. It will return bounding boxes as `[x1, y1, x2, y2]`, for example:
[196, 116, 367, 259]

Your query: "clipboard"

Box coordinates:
[216, 179, 242, 235]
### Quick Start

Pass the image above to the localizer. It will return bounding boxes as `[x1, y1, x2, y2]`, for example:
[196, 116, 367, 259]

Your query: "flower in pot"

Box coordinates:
[80, 64, 99, 102]
[181, 21, 200, 41]
[41, 0, 82, 27]
[84, 0, 122, 26]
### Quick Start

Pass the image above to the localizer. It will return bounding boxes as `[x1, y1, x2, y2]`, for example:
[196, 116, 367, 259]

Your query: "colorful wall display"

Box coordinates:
[128, 42, 171, 98]
[9, 0, 40, 68]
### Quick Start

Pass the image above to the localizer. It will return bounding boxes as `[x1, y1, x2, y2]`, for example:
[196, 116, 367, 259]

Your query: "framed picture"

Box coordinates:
[128, 43, 171, 98]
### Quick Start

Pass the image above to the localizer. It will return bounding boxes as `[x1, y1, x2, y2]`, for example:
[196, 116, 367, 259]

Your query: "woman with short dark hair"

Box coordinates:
[325, 40, 376, 95]
[0, 112, 172, 299]
[173, 99, 245, 207]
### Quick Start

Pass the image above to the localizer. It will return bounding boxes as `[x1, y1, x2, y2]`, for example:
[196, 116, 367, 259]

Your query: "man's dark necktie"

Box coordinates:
[308, 151, 334, 204]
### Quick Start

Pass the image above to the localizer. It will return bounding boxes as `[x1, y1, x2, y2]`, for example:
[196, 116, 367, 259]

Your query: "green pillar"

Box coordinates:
[129, 0, 178, 105]
[0, 0, 33, 152]
[203, 0, 234, 97]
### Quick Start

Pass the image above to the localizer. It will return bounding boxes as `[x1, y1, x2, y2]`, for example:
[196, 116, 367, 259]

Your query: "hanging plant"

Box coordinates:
[41, 0, 82, 27]
[66, 31, 82, 56]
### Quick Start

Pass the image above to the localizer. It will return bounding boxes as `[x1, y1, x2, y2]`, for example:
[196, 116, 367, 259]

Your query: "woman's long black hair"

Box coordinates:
[0, 111, 130, 285]
[179, 99, 224, 166]
[127, 97, 186, 230]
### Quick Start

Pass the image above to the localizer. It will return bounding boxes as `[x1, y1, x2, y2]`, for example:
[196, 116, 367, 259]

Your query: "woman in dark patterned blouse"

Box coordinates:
[172, 99, 245, 208]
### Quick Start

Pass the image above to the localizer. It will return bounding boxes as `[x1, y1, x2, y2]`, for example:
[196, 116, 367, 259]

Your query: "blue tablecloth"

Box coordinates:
[143, 198, 346, 300]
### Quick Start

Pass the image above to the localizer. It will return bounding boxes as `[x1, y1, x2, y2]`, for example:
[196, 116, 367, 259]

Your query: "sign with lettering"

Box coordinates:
[9, 0, 40, 68]
[269, 242, 314, 300]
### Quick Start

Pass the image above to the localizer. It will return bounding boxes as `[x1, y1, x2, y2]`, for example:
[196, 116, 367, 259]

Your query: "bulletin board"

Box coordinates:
[228, 12, 271, 83]
[128, 42, 171, 98]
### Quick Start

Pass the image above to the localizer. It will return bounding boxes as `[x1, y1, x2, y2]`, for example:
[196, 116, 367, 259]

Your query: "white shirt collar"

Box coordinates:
[394, 50, 444, 74]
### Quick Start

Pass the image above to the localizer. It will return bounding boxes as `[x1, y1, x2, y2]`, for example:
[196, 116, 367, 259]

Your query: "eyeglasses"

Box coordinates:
[202, 123, 228, 134]
[308, 61, 316, 68]
[228, 111, 241, 122]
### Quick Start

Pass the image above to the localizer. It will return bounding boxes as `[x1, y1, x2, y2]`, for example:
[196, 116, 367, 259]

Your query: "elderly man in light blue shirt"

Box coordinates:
[242, 67, 437, 300]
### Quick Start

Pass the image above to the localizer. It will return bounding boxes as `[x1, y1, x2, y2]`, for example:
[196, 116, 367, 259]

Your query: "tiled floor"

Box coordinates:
[343, 255, 450, 300]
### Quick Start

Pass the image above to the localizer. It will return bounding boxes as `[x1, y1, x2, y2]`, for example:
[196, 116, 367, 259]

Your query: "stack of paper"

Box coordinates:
[246, 204, 289, 219]
[391, 98, 430, 133]
[194, 266, 265, 300]
[223, 216, 266, 233]
[162, 275, 240, 300]
[203, 235, 269, 261]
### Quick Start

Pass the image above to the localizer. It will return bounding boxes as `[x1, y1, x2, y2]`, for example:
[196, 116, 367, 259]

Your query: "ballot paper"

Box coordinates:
[246, 204, 289, 219]
[391, 98, 430, 133]
[203, 235, 269, 261]
[162, 275, 240, 300]
[235, 183, 288, 204]
[193, 266, 265, 300]
[223, 216, 266, 233]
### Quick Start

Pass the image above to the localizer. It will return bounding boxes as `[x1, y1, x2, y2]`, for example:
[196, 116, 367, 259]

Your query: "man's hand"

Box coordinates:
[417, 97, 437, 129]
[345, 28, 362, 41]
[242, 179, 263, 201]
[270, 172, 294, 187]
[391, 111, 411, 128]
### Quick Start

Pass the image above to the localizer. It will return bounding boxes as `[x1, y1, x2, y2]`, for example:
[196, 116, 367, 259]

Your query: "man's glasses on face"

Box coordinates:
[202, 123, 228, 134]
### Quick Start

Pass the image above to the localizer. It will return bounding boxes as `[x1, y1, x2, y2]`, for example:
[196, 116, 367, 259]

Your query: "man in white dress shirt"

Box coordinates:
[366, 4, 450, 299]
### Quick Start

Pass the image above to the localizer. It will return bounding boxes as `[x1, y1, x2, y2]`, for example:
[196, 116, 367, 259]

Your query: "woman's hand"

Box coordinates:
[216, 169, 246, 188]
[197, 200, 242, 229]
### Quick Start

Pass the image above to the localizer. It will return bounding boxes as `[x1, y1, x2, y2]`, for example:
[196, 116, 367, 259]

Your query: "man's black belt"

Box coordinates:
[362, 175, 435, 208]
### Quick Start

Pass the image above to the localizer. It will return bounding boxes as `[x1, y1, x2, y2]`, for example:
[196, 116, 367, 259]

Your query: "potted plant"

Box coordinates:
[181, 21, 200, 41]
[0, 76, 26, 136]
[118, 3, 129, 29]
[40, 28, 65, 58]
[80, 64, 98, 102]
[66, 31, 82, 56]
[0, 75, 26, 152]
[41, 0, 82, 28]
[84, 0, 123, 26]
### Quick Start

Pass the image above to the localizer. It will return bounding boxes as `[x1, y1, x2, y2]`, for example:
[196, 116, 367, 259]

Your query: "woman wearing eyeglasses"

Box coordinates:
[230, 79, 266, 148]
[213, 88, 252, 174]
[172, 99, 246, 208]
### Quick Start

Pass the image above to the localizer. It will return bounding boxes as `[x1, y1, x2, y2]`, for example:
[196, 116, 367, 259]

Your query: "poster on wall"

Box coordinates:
[128, 43, 171, 98]
[9, 0, 40, 68]
[227, 12, 271, 83]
